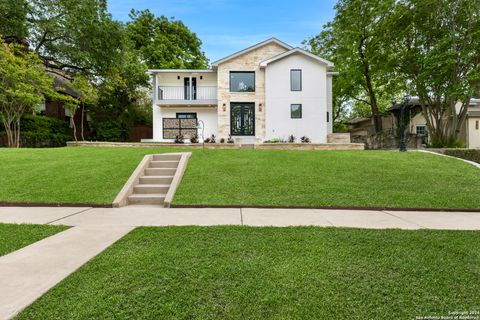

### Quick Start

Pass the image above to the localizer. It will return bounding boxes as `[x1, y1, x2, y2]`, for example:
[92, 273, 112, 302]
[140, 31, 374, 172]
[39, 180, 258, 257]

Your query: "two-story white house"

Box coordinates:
[146, 38, 336, 144]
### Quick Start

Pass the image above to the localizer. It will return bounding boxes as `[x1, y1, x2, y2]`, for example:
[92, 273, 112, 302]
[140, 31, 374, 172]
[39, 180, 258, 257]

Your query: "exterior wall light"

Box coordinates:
[223, 103, 226, 112]
[259, 103, 263, 112]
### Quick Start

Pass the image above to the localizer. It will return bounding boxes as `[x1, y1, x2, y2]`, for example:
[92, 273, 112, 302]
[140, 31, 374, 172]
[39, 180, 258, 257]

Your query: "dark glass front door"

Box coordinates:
[184, 77, 197, 100]
[231, 103, 255, 136]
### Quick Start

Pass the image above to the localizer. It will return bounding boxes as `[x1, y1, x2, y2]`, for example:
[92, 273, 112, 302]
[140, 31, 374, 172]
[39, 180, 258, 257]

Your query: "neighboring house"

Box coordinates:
[145, 38, 335, 143]
[347, 97, 480, 149]
[38, 69, 90, 139]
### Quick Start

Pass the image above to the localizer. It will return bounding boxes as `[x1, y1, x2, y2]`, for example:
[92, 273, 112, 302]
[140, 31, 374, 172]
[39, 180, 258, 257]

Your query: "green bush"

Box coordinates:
[0, 115, 70, 147]
[443, 149, 480, 164]
[92, 120, 128, 142]
[429, 137, 465, 148]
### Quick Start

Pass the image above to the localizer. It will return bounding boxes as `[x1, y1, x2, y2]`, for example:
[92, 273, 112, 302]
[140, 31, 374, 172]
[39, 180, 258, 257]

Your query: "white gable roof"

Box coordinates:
[211, 38, 293, 67]
[259, 48, 334, 68]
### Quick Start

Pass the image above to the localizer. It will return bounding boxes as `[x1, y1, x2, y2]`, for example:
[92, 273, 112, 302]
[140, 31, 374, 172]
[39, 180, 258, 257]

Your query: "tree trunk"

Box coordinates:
[15, 118, 21, 148]
[71, 116, 78, 144]
[80, 104, 85, 141]
[358, 37, 382, 133]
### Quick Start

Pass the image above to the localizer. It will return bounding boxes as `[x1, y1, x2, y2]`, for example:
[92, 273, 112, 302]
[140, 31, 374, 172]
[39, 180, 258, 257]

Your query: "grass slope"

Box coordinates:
[17, 227, 480, 319]
[0, 223, 68, 256]
[0, 147, 181, 204]
[175, 149, 480, 209]
[0, 147, 479, 208]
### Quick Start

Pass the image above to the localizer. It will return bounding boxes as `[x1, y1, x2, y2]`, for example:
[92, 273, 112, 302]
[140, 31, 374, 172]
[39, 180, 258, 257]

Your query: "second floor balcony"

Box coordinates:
[156, 86, 217, 105]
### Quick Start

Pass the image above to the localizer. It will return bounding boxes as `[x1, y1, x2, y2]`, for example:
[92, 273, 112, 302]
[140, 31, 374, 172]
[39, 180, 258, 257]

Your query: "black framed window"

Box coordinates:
[230, 72, 255, 92]
[291, 104, 302, 119]
[176, 113, 197, 119]
[291, 69, 302, 91]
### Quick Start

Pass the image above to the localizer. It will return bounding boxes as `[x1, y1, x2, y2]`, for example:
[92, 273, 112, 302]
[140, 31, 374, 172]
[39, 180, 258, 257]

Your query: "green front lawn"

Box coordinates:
[0, 147, 479, 209]
[176, 149, 480, 209]
[16, 227, 480, 319]
[0, 147, 181, 204]
[0, 223, 68, 256]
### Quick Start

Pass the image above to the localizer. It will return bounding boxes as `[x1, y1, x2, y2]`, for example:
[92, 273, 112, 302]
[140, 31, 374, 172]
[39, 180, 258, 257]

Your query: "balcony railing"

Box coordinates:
[157, 86, 217, 101]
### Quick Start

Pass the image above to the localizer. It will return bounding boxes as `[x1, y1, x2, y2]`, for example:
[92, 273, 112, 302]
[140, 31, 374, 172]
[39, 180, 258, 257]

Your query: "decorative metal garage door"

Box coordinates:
[163, 118, 197, 139]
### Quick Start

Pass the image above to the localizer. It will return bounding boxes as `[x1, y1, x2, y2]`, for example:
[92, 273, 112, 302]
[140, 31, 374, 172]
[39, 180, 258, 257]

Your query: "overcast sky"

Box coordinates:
[107, 0, 336, 62]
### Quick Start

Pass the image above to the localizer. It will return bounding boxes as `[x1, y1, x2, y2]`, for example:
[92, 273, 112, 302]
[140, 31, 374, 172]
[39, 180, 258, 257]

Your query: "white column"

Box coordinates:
[189, 75, 192, 100]
[151, 74, 162, 141]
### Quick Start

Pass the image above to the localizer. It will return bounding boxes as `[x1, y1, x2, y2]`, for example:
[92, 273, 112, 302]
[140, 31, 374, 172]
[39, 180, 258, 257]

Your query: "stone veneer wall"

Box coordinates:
[216, 42, 289, 142]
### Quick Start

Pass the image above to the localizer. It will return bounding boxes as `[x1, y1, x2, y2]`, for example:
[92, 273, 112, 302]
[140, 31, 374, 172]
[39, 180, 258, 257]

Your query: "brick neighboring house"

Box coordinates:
[39, 70, 90, 140]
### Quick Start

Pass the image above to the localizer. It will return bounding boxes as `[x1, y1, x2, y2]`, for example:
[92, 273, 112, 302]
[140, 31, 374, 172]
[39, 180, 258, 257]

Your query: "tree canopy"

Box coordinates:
[307, 0, 480, 146]
[0, 0, 209, 144]
[126, 9, 209, 69]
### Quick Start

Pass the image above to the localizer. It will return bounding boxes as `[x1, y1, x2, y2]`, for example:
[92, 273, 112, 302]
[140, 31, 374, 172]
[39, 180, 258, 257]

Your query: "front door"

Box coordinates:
[231, 103, 255, 136]
[184, 77, 197, 100]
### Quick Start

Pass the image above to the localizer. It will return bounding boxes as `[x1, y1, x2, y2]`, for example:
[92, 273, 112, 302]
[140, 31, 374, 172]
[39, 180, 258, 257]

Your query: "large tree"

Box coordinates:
[305, 0, 399, 133]
[391, 0, 480, 146]
[25, 0, 124, 75]
[127, 9, 208, 69]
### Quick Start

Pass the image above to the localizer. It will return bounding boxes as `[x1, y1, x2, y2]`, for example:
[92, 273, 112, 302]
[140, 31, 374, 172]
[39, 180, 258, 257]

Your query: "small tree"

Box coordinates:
[69, 75, 98, 141]
[0, 40, 54, 147]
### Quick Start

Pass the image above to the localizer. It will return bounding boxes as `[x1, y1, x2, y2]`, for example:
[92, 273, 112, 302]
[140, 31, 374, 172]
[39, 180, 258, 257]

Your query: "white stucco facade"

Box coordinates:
[264, 53, 332, 143]
[146, 38, 335, 143]
[152, 107, 217, 142]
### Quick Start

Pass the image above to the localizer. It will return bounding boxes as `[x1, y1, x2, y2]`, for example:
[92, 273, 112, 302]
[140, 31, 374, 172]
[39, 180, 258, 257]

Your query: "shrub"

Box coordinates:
[443, 149, 480, 164]
[429, 137, 465, 148]
[220, 138, 225, 143]
[301, 136, 311, 143]
[227, 135, 234, 143]
[190, 134, 199, 144]
[0, 115, 70, 147]
[204, 137, 211, 143]
[210, 134, 217, 143]
[93, 120, 127, 142]
[288, 134, 296, 143]
[174, 134, 184, 144]
[264, 138, 283, 143]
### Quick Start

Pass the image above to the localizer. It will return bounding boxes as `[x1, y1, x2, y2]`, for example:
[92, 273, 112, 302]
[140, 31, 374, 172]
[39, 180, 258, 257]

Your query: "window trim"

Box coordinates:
[229, 71, 255, 92]
[415, 124, 427, 135]
[290, 69, 302, 91]
[176, 112, 197, 119]
[290, 104, 302, 119]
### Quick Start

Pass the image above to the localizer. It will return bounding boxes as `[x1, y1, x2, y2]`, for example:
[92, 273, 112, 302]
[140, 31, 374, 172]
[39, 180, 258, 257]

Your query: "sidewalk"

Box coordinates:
[1, 205, 480, 230]
[0, 205, 479, 318]
[0, 225, 133, 319]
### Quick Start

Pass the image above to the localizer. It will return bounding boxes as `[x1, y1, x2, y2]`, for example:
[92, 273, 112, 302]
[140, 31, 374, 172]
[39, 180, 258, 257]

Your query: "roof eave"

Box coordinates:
[259, 48, 334, 68]
[211, 38, 293, 67]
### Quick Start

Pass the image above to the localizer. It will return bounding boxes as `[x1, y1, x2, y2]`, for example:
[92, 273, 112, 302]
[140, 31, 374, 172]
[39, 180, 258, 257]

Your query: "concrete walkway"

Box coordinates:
[1, 205, 479, 318]
[1, 206, 480, 230]
[0, 225, 133, 319]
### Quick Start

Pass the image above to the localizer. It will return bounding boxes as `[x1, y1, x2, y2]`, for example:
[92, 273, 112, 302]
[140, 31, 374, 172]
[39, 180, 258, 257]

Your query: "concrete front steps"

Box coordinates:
[113, 153, 191, 208]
